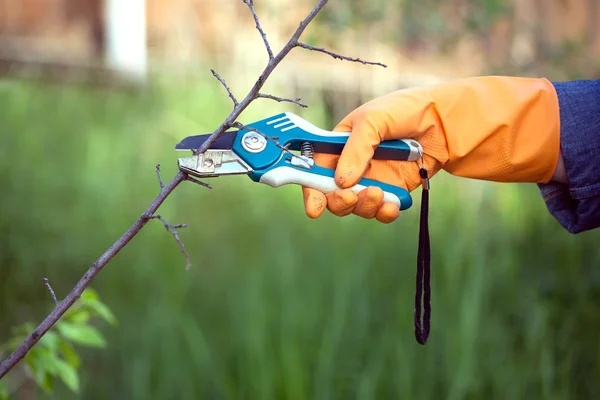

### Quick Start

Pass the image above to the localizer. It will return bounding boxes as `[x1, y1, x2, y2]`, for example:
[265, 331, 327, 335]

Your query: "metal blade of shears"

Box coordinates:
[178, 149, 253, 178]
[175, 131, 238, 151]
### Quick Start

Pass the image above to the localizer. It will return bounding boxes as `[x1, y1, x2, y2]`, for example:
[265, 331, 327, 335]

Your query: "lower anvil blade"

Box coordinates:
[175, 131, 238, 150]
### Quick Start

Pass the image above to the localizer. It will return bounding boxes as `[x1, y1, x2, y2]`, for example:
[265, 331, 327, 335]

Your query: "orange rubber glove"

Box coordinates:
[302, 76, 561, 223]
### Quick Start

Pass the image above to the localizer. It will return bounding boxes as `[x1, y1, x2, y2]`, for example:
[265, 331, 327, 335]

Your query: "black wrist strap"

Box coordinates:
[414, 165, 431, 345]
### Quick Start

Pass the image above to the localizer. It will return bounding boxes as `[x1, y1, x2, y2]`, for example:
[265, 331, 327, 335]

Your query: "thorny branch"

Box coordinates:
[296, 43, 388, 67]
[152, 166, 194, 270]
[0, 171, 187, 379]
[44, 278, 59, 308]
[211, 69, 238, 107]
[193, 0, 385, 156]
[185, 175, 212, 189]
[243, 0, 273, 60]
[146, 214, 192, 270]
[0, 0, 386, 380]
[258, 93, 307, 108]
[156, 164, 165, 189]
[158, 163, 211, 189]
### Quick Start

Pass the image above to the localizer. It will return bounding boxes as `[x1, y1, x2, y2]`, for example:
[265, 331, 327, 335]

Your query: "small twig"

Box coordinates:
[210, 69, 239, 107]
[184, 175, 212, 189]
[146, 214, 192, 270]
[258, 93, 307, 108]
[44, 278, 59, 308]
[296, 42, 388, 67]
[156, 164, 165, 189]
[243, 0, 273, 60]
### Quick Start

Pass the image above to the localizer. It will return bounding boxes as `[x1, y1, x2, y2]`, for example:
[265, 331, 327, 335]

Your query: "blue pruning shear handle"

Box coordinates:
[176, 112, 423, 210]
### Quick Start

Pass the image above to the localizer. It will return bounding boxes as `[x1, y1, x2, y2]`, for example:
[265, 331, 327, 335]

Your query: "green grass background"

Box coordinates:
[1, 73, 600, 399]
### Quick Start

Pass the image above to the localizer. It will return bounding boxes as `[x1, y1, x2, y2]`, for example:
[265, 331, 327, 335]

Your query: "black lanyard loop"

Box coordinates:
[414, 161, 431, 345]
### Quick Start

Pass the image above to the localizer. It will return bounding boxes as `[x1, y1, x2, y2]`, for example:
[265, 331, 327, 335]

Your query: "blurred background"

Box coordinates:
[1, 0, 600, 398]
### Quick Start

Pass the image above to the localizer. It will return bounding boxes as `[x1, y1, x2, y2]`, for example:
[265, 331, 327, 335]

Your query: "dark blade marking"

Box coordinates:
[311, 142, 411, 161]
[175, 131, 238, 150]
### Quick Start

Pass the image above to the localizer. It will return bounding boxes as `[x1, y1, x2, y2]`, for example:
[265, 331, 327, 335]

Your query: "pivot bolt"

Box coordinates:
[241, 132, 267, 153]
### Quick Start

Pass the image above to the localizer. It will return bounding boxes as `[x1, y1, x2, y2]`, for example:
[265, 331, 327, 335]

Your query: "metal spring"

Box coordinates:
[300, 142, 314, 159]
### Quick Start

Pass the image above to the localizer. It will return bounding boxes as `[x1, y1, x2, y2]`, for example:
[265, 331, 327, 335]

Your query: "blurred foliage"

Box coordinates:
[314, 0, 599, 79]
[317, 0, 511, 46]
[1, 68, 600, 399]
[0, 288, 116, 397]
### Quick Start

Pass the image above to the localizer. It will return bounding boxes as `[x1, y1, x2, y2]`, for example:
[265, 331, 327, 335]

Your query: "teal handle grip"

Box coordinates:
[235, 112, 423, 172]
[233, 112, 420, 210]
[251, 158, 413, 210]
[269, 112, 423, 162]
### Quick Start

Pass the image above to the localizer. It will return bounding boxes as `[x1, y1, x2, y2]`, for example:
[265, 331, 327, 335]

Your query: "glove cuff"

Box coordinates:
[436, 76, 561, 183]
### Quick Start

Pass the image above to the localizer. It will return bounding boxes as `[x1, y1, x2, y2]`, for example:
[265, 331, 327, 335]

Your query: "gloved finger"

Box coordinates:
[375, 202, 400, 224]
[353, 186, 384, 219]
[333, 114, 353, 133]
[300, 152, 338, 219]
[326, 189, 358, 216]
[302, 187, 327, 219]
[334, 116, 382, 189]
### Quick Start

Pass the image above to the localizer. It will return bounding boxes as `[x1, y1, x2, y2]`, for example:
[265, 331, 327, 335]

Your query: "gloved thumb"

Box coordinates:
[333, 116, 382, 189]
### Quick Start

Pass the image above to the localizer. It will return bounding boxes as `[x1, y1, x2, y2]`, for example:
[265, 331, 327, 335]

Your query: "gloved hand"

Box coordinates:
[302, 76, 561, 223]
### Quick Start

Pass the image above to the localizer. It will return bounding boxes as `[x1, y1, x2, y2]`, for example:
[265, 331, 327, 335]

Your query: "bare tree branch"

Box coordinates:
[194, 0, 384, 155]
[44, 278, 59, 308]
[243, 0, 273, 60]
[193, 0, 329, 154]
[296, 42, 388, 67]
[156, 164, 165, 189]
[210, 69, 238, 107]
[258, 93, 307, 108]
[146, 214, 191, 270]
[0, 172, 186, 378]
[0, 0, 388, 379]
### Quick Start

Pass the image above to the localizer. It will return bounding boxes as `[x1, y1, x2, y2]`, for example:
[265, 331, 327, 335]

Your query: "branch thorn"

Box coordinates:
[211, 69, 239, 108]
[44, 278, 59, 308]
[147, 214, 192, 270]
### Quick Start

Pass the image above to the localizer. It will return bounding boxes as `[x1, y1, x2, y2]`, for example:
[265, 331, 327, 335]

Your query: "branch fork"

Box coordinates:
[145, 214, 191, 270]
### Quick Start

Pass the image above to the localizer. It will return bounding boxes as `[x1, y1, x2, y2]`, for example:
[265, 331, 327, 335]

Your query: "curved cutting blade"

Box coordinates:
[175, 131, 238, 151]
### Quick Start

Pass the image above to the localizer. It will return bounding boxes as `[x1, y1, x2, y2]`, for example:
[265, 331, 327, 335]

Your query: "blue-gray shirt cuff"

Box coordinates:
[537, 79, 600, 234]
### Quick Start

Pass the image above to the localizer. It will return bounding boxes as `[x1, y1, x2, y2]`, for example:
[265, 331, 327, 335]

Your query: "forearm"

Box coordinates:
[538, 78, 600, 233]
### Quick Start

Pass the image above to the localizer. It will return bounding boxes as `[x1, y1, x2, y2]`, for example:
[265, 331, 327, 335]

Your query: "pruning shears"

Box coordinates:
[175, 112, 423, 210]
[175, 112, 433, 344]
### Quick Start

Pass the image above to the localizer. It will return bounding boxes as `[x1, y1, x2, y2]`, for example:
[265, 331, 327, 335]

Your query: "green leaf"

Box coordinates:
[56, 322, 106, 348]
[54, 358, 80, 393]
[80, 288, 99, 303]
[28, 361, 54, 394]
[59, 340, 81, 369]
[38, 372, 54, 394]
[65, 309, 91, 324]
[25, 347, 61, 376]
[39, 330, 60, 352]
[87, 299, 118, 327]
